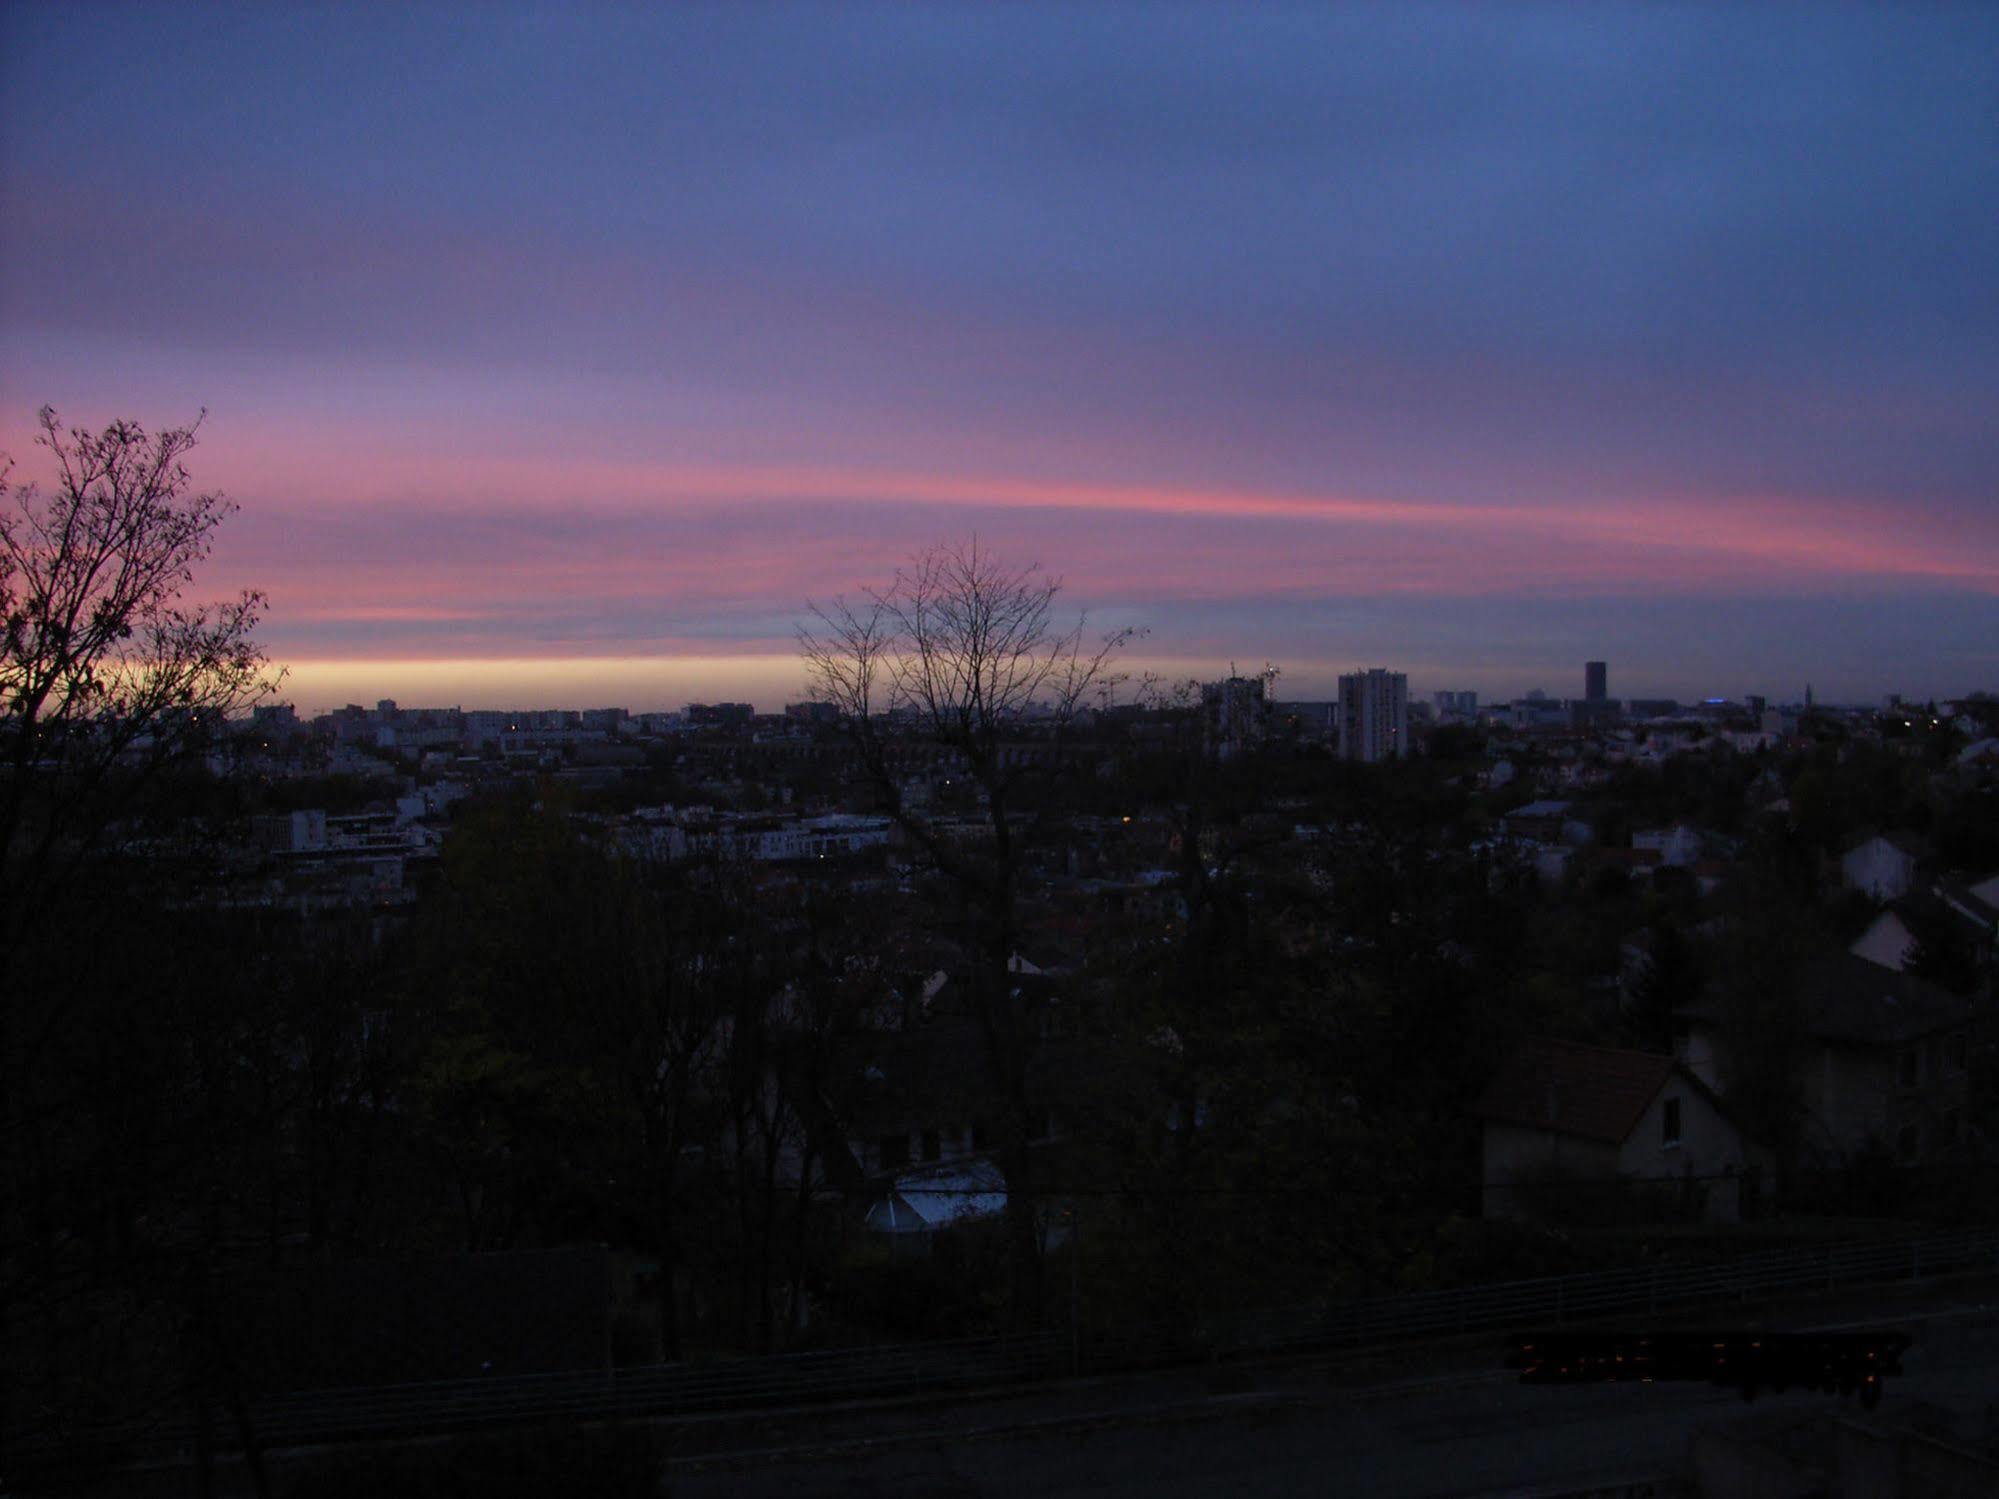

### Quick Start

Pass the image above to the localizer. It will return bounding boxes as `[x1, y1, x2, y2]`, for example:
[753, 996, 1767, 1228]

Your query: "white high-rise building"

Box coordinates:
[1338, 668, 1409, 762]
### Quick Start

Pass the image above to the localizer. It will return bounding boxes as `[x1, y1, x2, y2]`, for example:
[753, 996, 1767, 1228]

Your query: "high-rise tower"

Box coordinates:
[1337, 669, 1409, 761]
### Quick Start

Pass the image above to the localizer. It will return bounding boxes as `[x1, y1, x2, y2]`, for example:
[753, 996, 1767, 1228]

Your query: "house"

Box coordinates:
[1633, 825, 1703, 867]
[1850, 906, 1920, 972]
[1501, 800, 1573, 843]
[828, 1016, 1000, 1179]
[863, 1159, 1008, 1246]
[1471, 1039, 1767, 1224]
[1593, 847, 1664, 885]
[1850, 880, 1996, 975]
[1841, 833, 1923, 901]
[1534, 845, 1575, 885]
[1674, 954, 1973, 1166]
[821, 998, 1077, 1185]
[1958, 738, 1999, 768]
[1934, 876, 1999, 969]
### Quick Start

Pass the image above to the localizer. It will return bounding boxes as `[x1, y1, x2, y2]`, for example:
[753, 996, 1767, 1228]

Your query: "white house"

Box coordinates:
[863, 1160, 1007, 1242]
[1633, 825, 1703, 867]
[1849, 908, 1918, 972]
[1841, 833, 1922, 902]
[1472, 1038, 1766, 1224]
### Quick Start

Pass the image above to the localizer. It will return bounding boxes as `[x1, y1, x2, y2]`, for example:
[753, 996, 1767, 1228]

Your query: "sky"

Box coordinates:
[3, 3, 1996, 712]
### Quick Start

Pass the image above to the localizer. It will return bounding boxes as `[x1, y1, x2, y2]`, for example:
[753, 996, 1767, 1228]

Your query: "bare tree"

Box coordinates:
[1, 406, 278, 917]
[2, 409, 277, 1464]
[800, 539, 1136, 1326]
[801, 539, 1134, 861]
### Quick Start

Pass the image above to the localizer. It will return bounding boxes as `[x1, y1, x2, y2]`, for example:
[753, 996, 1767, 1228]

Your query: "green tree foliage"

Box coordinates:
[1706, 874, 1823, 1158]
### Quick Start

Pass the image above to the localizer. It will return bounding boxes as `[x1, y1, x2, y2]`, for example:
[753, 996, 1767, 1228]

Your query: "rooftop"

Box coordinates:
[1470, 1038, 1686, 1145]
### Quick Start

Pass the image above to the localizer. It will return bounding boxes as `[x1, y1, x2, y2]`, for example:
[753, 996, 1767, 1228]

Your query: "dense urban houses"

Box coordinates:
[15, 665, 1999, 1490]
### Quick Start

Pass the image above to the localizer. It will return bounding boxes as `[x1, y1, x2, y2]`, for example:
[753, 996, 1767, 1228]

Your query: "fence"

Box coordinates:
[1222, 1227, 1999, 1355]
[17, 1227, 1999, 1469]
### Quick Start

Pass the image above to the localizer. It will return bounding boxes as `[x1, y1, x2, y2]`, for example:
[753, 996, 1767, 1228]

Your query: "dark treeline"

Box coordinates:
[11, 695, 1996, 1474]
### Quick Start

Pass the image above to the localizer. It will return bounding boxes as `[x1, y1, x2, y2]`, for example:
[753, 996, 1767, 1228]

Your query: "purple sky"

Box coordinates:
[4, 3, 1996, 711]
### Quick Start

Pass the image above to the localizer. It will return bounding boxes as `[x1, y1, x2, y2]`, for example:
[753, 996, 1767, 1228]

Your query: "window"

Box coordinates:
[1944, 1032, 1968, 1076]
[920, 1128, 941, 1163]
[1896, 1123, 1922, 1162]
[1662, 1097, 1682, 1149]
[1898, 1049, 1920, 1089]
[878, 1133, 910, 1171]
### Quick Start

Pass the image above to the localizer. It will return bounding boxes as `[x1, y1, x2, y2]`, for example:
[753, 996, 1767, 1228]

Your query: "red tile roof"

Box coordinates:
[1470, 1038, 1678, 1145]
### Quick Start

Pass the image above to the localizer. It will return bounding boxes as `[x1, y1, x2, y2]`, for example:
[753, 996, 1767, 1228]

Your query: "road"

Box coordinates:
[658, 1287, 1999, 1498]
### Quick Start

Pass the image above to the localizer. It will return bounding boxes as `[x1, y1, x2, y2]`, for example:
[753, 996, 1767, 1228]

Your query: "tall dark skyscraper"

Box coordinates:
[1585, 661, 1607, 703]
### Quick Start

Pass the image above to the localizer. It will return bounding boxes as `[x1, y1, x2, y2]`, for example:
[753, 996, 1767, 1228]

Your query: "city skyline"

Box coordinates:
[4, 5, 1996, 707]
[272, 659, 1912, 723]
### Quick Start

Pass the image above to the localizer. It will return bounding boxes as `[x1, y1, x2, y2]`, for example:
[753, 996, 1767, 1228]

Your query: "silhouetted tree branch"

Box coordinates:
[1, 406, 279, 924]
[800, 540, 1137, 1328]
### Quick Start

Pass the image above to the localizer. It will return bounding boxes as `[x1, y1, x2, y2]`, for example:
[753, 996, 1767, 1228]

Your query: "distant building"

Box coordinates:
[1842, 833, 1923, 902]
[1502, 799, 1576, 843]
[1511, 698, 1569, 729]
[1201, 675, 1271, 759]
[686, 702, 755, 726]
[1632, 825, 1702, 867]
[1433, 690, 1478, 718]
[253, 809, 328, 854]
[1567, 662, 1618, 727]
[1272, 699, 1336, 740]
[1627, 699, 1680, 721]
[1337, 669, 1408, 761]
[462, 710, 511, 747]
[785, 700, 842, 725]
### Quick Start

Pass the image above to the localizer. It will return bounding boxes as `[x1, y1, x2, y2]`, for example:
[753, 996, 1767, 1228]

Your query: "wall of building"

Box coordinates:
[1336, 669, 1409, 762]
[1849, 911, 1916, 972]
[1618, 1080, 1759, 1223]
[1841, 839, 1917, 901]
